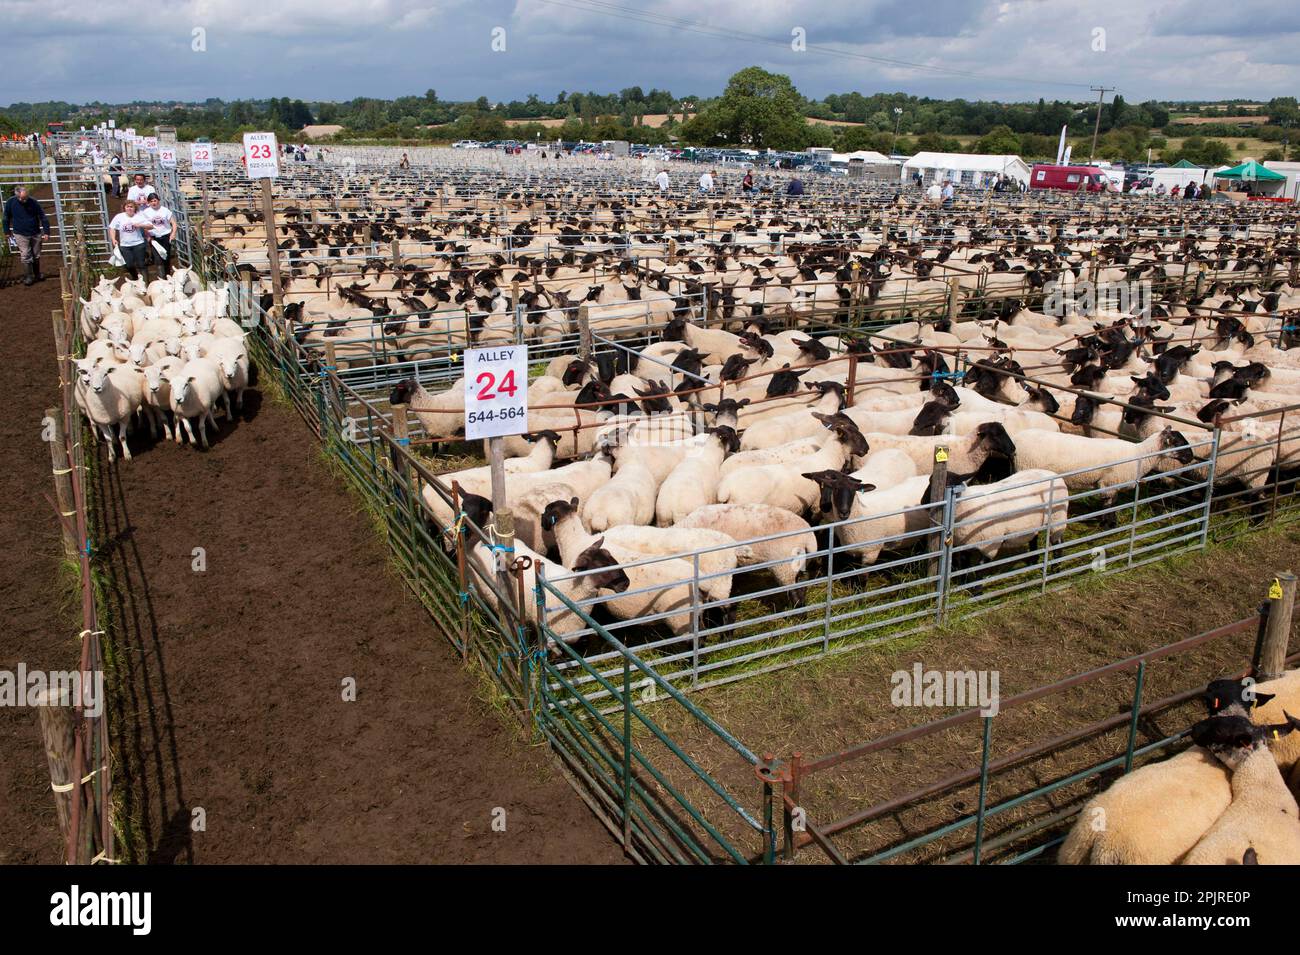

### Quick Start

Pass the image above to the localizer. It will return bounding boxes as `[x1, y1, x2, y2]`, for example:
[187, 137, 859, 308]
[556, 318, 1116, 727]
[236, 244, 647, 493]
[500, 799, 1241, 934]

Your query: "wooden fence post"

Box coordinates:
[577, 304, 593, 364]
[946, 277, 961, 327]
[259, 177, 284, 314]
[928, 446, 950, 581]
[36, 686, 77, 846]
[1258, 572, 1297, 682]
[45, 404, 78, 560]
[391, 238, 402, 271]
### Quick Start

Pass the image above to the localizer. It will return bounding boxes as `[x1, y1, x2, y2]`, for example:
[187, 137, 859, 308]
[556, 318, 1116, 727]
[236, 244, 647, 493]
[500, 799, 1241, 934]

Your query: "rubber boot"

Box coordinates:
[22, 261, 35, 286]
[33, 259, 43, 282]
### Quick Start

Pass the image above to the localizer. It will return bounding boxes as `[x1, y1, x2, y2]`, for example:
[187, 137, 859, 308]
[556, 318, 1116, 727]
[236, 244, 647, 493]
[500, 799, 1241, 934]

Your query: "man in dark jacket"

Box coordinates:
[786, 177, 804, 196]
[3, 185, 51, 284]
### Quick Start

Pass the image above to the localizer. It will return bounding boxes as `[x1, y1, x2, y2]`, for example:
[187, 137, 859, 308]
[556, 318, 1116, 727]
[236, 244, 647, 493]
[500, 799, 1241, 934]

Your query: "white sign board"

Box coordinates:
[463, 345, 529, 440]
[108, 119, 116, 129]
[243, 131, 280, 178]
[190, 142, 214, 172]
[143, 136, 158, 152]
[159, 147, 177, 168]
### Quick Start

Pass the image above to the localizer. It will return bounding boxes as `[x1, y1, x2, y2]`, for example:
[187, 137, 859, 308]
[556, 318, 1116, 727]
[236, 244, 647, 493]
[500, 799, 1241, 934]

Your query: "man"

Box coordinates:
[785, 176, 804, 196]
[127, 173, 157, 206]
[1183, 181, 1197, 201]
[4, 185, 51, 284]
[655, 168, 670, 192]
[941, 179, 955, 208]
[108, 154, 125, 197]
[699, 169, 715, 193]
[925, 179, 942, 204]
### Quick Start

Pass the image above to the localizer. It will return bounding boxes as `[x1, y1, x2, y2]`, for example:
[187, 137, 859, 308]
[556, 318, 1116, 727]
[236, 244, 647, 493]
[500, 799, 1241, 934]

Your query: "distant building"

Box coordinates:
[902, 151, 1031, 188]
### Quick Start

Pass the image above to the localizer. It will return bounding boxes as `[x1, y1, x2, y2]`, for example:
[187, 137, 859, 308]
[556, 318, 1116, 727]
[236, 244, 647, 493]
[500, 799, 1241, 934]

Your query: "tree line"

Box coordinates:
[3, 71, 1295, 164]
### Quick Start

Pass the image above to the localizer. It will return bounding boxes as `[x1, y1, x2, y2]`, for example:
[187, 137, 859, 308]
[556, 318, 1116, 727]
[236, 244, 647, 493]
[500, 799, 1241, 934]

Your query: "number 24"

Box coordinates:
[475, 370, 518, 401]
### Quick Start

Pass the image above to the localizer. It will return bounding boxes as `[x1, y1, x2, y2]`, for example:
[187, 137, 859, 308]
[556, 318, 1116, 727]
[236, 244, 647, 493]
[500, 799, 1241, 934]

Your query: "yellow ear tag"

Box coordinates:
[851, 261, 860, 271]
[1270, 579, 1283, 600]
[935, 448, 949, 463]
[1274, 729, 1280, 740]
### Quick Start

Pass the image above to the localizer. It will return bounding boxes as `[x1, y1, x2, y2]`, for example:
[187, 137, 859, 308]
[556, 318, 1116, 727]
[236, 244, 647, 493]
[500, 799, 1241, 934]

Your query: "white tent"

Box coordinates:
[830, 150, 896, 165]
[901, 152, 1030, 187]
[1263, 161, 1300, 201]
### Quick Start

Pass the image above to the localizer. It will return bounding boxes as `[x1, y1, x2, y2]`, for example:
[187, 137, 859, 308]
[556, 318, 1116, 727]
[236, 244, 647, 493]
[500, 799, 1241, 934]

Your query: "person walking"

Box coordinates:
[3, 185, 52, 285]
[127, 173, 157, 206]
[786, 176, 804, 196]
[941, 179, 955, 208]
[109, 199, 153, 281]
[399, 152, 411, 169]
[926, 179, 942, 204]
[141, 194, 176, 278]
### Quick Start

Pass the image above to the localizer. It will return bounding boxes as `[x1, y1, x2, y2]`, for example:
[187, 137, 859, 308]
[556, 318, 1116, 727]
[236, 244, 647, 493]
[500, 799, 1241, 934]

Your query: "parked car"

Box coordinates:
[1030, 164, 1109, 193]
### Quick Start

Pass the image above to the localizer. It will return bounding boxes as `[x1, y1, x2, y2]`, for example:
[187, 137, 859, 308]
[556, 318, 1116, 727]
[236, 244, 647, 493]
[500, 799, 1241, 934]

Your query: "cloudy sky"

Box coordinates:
[2, 0, 1298, 105]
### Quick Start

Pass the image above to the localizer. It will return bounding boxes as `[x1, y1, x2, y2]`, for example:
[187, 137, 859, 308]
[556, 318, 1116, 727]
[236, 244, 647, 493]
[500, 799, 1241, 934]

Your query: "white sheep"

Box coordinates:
[166, 357, 226, 448]
[584, 459, 659, 531]
[207, 336, 250, 413]
[141, 356, 184, 440]
[656, 427, 739, 526]
[73, 359, 144, 463]
[1011, 427, 1195, 504]
[1182, 713, 1300, 865]
[677, 504, 818, 587]
[717, 414, 869, 516]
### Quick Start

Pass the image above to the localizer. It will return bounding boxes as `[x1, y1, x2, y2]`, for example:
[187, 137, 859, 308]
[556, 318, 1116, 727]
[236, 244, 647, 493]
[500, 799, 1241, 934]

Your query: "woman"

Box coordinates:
[141, 193, 176, 278]
[741, 169, 754, 193]
[109, 199, 153, 281]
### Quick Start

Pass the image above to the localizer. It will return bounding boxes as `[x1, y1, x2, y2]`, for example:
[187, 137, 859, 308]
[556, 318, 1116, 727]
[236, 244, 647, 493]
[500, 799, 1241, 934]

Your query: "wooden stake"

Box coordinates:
[928, 446, 950, 580]
[259, 177, 284, 314]
[45, 403, 77, 560]
[577, 304, 593, 363]
[36, 686, 76, 842]
[1258, 572, 1296, 682]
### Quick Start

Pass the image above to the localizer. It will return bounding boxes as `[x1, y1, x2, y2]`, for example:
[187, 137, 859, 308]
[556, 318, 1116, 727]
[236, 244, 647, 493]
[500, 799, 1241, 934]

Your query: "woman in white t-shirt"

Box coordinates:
[141, 194, 176, 278]
[109, 199, 154, 280]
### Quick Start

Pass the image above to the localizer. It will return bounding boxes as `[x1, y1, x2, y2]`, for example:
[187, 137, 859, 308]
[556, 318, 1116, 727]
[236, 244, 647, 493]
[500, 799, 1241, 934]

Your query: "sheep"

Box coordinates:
[719, 432, 830, 478]
[583, 458, 659, 531]
[677, 504, 818, 587]
[804, 474, 932, 564]
[207, 336, 250, 414]
[738, 381, 847, 450]
[441, 431, 562, 487]
[803, 449, 919, 522]
[140, 356, 184, 440]
[1182, 713, 1300, 865]
[1204, 670, 1300, 775]
[1058, 745, 1233, 865]
[937, 469, 1069, 587]
[656, 427, 740, 526]
[567, 538, 696, 636]
[855, 422, 1019, 476]
[716, 413, 869, 516]
[462, 535, 587, 643]
[167, 357, 226, 449]
[540, 497, 737, 610]
[73, 359, 144, 463]
[1009, 427, 1195, 504]
[390, 378, 465, 439]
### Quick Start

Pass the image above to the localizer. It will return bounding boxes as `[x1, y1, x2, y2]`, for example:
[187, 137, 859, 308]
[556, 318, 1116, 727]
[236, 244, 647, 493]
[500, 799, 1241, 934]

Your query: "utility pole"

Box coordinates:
[1089, 86, 1115, 162]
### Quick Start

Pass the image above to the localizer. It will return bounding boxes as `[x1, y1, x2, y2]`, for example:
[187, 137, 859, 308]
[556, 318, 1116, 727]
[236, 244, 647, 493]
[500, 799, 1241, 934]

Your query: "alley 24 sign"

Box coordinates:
[463, 345, 528, 440]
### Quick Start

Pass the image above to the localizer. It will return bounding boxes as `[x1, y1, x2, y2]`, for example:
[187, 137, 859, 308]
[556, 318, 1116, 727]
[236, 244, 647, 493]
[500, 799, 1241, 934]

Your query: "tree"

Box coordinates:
[976, 124, 1020, 154]
[682, 66, 808, 149]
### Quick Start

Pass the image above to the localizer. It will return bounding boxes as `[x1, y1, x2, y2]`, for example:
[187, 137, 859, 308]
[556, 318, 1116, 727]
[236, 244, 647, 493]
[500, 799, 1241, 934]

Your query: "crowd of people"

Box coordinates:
[106, 173, 176, 281]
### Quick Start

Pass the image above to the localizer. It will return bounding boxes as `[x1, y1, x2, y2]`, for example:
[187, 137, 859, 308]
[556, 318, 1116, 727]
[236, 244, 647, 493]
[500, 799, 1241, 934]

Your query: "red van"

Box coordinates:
[1030, 164, 1109, 192]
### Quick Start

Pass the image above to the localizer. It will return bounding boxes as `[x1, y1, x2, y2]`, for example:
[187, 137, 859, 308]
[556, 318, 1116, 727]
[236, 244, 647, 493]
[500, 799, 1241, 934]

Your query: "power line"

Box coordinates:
[535, 0, 1099, 91]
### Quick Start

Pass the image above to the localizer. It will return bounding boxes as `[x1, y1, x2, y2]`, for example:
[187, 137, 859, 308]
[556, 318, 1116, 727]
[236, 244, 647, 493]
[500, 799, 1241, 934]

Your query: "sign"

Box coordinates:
[190, 142, 214, 173]
[159, 147, 177, 168]
[107, 119, 116, 129]
[463, 345, 529, 440]
[143, 136, 158, 152]
[243, 131, 280, 178]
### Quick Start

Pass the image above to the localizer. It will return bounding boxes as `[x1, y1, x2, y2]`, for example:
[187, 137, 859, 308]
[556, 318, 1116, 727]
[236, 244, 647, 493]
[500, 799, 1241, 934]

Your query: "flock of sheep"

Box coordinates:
[1062, 672, 1300, 865]
[73, 270, 252, 460]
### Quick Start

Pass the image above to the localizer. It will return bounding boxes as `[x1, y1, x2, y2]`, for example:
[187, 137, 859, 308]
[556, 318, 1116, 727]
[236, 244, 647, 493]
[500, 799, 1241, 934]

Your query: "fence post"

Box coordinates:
[622, 654, 633, 853]
[928, 445, 950, 584]
[577, 304, 593, 364]
[946, 277, 960, 328]
[36, 686, 76, 845]
[390, 237, 402, 271]
[1258, 572, 1296, 682]
[973, 716, 993, 865]
[1123, 660, 1146, 774]
[45, 403, 78, 560]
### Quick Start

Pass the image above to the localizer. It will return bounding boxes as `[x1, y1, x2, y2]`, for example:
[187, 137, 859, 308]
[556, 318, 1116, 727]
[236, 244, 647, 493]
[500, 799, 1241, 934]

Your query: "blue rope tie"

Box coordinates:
[490, 544, 514, 554]
[395, 437, 410, 446]
[457, 591, 470, 605]
[84, 539, 93, 557]
[931, 370, 965, 380]
[1282, 325, 1300, 333]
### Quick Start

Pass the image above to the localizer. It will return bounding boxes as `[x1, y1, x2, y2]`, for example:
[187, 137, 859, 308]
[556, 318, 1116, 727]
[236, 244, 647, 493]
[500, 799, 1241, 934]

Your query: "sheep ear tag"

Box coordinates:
[1270, 578, 1284, 600]
[935, 448, 949, 464]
